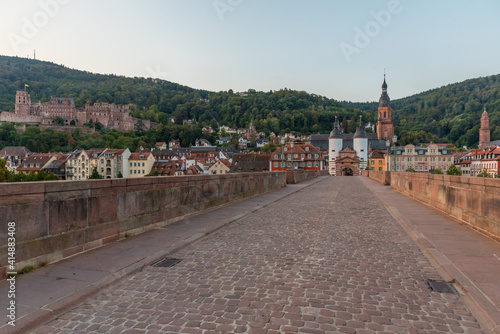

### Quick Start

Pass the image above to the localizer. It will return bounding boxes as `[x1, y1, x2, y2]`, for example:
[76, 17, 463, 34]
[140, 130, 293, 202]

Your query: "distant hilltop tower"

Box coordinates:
[479, 108, 490, 148]
[376, 74, 394, 144]
[15, 90, 31, 115]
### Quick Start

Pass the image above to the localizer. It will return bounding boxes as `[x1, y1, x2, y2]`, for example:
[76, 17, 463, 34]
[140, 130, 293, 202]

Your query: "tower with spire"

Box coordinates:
[376, 74, 394, 144]
[479, 108, 490, 148]
[353, 115, 368, 170]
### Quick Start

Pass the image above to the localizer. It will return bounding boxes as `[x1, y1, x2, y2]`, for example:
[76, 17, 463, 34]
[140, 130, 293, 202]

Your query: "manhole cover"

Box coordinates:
[426, 279, 456, 294]
[152, 258, 182, 268]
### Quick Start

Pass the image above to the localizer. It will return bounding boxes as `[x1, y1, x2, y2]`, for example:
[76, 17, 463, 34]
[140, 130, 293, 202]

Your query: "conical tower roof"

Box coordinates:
[329, 116, 342, 138]
[354, 116, 367, 138]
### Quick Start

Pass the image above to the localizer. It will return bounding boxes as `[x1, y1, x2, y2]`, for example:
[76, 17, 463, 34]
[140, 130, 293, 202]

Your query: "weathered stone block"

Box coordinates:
[88, 195, 117, 226]
[85, 221, 120, 242]
[0, 202, 48, 243]
[49, 198, 88, 234]
[119, 214, 152, 232]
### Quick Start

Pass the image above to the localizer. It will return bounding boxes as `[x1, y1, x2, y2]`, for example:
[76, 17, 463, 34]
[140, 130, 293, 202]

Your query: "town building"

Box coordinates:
[128, 152, 155, 177]
[368, 150, 387, 171]
[230, 153, 271, 173]
[218, 137, 231, 145]
[43, 156, 68, 179]
[190, 146, 218, 163]
[155, 142, 167, 150]
[0, 146, 32, 173]
[18, 154, 57, 174]
[269, 143, 325, 171]
[456, 145, 500, 177]
[387, 144, 454, 173]
[209, 159, 231, 174]
[195, 139, 211, 147]
[169, 139, 180, 149]
[256, 139, 270, 148]
[92, 148, 131, 179]
[150, 161, 183, 176]
[66, 150, 91, 180]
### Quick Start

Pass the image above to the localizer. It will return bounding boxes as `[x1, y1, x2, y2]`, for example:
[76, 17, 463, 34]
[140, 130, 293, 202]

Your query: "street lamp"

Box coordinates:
[280, 137, 285, 172]
[392, 135, 398, 172]
[290, 141, 294, 171]
[386, 139, 390, 171]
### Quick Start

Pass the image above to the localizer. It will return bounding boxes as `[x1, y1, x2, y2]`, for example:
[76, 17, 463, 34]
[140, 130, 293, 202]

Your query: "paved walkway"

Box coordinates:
[2, 176, 499, 333]
[360, 177, 500, 333]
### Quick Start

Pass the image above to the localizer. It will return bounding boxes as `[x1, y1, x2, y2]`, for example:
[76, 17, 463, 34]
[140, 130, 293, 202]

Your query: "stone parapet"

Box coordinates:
[363, 171, 500, 241]
[286, 170, 328, 184]
[361, 170, 391, 185]
[0, 171, 323, 278]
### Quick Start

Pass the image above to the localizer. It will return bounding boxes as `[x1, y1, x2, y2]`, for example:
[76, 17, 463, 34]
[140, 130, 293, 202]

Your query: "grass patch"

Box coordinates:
[18, 265, 36, 275]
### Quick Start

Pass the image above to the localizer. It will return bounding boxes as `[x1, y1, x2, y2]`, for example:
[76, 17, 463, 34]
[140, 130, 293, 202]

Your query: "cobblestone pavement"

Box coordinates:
[35, 177, 485, 334]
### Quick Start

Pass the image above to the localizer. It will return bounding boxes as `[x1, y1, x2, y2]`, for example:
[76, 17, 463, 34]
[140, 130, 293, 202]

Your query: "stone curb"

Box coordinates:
[363, 178, 500, 334]
[3, 176, 327, 334]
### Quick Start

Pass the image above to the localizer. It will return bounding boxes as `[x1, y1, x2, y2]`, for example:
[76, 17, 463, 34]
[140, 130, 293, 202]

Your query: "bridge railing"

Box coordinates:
[0, 170, 324, 278]
[363, 170, 500, 242]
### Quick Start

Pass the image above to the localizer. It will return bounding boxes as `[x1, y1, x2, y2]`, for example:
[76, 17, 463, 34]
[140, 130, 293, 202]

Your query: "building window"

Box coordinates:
[273, 162, 279, 167]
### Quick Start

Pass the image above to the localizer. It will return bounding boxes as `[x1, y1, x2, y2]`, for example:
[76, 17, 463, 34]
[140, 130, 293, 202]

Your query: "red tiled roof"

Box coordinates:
[129, 152, 152, 160]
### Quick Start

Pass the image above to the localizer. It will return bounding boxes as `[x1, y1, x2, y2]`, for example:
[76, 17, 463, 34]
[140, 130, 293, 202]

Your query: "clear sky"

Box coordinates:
[1, 0, 499, 102]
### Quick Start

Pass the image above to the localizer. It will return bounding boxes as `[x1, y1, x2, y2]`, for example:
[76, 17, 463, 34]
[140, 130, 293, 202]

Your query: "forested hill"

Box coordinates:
[342, 75, 500, 148]
[2, 55, 498, 148]
[0, 55, 368, 135]
[0, 55, 207, 117]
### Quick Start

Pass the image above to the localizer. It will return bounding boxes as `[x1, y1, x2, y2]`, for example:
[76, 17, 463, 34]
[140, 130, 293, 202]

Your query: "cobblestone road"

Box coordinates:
[35, 177, 484, 333]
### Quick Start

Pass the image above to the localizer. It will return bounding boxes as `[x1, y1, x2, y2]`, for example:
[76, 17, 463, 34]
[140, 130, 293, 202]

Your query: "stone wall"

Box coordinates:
[0, 171, 323, 278]
[0, 111, 42, 123]
[364, 171, 500, 241]
[286, 170, 329, 184]
[361, 170, 391, 185]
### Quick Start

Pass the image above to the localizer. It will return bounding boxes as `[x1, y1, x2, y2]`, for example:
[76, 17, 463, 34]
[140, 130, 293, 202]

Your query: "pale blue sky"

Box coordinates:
[1, 0, 499, 102]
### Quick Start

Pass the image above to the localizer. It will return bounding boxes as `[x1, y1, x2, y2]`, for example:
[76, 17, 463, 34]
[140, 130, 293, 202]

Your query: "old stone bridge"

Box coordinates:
[0, 172, 499, 333]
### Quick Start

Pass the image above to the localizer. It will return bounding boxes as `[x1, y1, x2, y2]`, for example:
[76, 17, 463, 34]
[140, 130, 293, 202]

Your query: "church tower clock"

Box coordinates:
[376, 75, 395, 144]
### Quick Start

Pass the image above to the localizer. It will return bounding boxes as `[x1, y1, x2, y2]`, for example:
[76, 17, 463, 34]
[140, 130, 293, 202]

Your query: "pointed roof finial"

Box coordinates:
[382, 71, 387, 90]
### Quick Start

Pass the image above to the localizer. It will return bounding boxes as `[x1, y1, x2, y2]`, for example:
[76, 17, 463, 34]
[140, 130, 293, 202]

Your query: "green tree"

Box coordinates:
[433, 168, 443, 174]
[446, 164, 462, 176]
[88, 167, 103, 179]
[477, 169, 492, 178]
[54, 117, 65, 126]
[0, 159, 13, 182]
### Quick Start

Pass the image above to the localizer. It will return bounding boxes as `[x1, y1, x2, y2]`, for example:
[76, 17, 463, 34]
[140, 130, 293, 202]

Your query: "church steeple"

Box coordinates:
[379, 74, 390, 108]
[376, 73, 394, 143]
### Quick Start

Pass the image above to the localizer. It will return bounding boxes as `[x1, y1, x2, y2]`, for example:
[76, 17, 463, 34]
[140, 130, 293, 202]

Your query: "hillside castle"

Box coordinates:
[0, 90, 154, 131]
